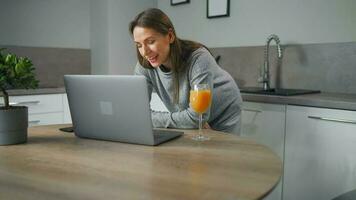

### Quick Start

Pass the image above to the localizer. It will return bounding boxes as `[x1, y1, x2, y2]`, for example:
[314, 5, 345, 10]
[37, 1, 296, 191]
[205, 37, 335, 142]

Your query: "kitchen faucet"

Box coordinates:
[259, 34, 283, 90]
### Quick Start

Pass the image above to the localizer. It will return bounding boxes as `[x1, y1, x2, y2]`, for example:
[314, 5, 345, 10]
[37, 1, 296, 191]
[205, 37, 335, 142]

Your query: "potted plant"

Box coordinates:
[0, 48, 39, 145]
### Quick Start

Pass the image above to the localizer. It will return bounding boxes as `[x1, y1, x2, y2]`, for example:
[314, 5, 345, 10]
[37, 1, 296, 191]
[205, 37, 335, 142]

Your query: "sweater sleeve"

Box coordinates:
[151, 51, 214, 129]
[134, 63, 178, 128]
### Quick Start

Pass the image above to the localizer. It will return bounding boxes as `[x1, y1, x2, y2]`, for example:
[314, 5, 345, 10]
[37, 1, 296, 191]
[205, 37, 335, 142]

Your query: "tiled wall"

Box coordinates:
[1, 45, 90, 88]
[211, 42, 356, 94]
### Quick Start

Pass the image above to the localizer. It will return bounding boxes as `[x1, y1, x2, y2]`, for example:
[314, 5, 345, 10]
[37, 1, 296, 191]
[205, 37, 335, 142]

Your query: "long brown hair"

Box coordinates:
[129, 8, 202, 104]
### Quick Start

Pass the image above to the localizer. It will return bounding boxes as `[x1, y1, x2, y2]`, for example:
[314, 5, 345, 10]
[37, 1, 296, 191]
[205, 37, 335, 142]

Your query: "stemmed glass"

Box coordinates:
[189, 84, 212, 141]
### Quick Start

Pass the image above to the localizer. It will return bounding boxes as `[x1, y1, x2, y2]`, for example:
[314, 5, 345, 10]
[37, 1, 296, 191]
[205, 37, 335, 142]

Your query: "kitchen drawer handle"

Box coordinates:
[243, 108, 262, 113]
[0, 101, 40, 106]
[0, 102, 17, 106]
[308, 116, 356, 124]
[29, 120, 41, 124]
[13, 101, 40, 105]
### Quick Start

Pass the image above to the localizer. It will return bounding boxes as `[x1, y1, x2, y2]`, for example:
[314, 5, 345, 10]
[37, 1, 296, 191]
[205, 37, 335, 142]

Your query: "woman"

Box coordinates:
[129, 8, 242, 134]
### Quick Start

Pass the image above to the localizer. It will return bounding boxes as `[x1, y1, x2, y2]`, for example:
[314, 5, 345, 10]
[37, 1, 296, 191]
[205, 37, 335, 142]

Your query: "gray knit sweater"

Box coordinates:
[134, 47, 242, 134]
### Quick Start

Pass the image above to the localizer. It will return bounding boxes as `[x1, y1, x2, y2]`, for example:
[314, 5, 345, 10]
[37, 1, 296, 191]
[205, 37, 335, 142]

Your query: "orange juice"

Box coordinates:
[190, 89, 212, 114]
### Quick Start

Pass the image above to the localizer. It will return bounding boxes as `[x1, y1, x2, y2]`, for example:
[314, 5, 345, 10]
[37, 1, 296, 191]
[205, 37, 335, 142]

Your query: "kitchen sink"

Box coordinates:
[240, 87, 320, 96]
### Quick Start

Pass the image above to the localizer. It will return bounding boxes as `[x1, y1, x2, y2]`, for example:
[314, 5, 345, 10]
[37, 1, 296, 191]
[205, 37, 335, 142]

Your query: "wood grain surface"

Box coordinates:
[0, 125, 282, 200]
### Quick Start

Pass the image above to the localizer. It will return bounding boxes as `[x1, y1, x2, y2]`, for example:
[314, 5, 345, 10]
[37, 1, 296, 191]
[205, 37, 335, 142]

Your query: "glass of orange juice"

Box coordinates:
[190, 84, 212, 141]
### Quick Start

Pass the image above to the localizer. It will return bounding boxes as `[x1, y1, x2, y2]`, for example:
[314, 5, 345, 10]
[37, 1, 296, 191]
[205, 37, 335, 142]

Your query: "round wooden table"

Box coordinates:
[0, 125, 282, 200]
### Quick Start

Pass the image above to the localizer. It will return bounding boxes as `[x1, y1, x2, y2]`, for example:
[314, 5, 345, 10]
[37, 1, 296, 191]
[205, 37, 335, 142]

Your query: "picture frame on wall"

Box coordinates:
[207, 0, 230, 18]
[171, 0, 190, 6]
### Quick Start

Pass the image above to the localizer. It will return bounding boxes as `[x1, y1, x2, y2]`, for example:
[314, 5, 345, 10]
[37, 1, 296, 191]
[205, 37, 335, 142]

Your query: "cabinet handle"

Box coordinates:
[29, 120, 41, 124]
[0, 102, 17, 106]
[243, 108, 262, 113]
[308, 116, 356, 124]
[13, 101, 40, 105]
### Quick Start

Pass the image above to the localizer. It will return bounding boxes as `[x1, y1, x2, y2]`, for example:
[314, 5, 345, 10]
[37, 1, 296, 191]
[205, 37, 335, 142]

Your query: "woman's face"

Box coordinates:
[133, 26, 174, 68]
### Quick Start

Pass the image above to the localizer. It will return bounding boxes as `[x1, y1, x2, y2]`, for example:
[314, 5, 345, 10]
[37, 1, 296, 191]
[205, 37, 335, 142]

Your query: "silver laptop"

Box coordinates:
[64, 75, 183, 146]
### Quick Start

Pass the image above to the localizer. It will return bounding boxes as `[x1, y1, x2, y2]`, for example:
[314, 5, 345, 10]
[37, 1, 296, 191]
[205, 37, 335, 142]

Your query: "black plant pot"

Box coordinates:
[0, 106, 28, 145]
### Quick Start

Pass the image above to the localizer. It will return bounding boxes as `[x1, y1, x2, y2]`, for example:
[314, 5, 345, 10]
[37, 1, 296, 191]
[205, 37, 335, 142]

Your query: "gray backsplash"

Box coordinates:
[211, 42, 356, 94]
[1, 45, 90, 88]
[2, 42, 355, 94]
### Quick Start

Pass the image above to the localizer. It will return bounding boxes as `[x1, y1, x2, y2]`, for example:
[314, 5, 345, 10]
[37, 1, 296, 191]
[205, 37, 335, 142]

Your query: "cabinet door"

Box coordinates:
[242, 102, 286, 158]
[10, 94, 63, 114]
[5, 94, 64, 126]
[284, 105, 356, 200]
[241, 102, 286, 200]
[62, 94, 72, 124]
[29, 113, 64, 126]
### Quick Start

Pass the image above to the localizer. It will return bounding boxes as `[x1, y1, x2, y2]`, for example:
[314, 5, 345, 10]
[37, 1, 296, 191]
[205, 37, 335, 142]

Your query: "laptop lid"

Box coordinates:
[64, 75, 179, 146]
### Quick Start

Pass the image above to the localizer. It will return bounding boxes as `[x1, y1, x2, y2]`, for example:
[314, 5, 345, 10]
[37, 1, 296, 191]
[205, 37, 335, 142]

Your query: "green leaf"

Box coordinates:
[0, 50, 39, 94]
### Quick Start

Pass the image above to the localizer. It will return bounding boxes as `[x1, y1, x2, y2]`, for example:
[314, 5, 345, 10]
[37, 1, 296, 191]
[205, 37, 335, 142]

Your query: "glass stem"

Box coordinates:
[199, 114, 203, 134]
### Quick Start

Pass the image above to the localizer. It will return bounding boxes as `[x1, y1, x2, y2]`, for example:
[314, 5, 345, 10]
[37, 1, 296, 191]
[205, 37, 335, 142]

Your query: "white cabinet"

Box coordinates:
[9, 94, 64, 126]
[62, 93, 72, 124]
[10, 94, 63, 114]
[28, 112, 64, 126]
[241, 102, 286, 200]
[284, 105, 356, 200]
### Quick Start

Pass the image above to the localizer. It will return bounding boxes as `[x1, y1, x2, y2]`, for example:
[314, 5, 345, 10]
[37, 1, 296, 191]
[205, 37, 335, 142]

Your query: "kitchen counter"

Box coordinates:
[0, 125, 281, 200]
[2, 87, 66, 96]
[242, 92, 356, 111]
[3, 87, 356, 111]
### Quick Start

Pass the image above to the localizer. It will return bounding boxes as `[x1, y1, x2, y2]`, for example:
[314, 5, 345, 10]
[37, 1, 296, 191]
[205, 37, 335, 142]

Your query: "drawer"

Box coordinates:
[9, 94, 63, 114]
[29, 112, 64, 126]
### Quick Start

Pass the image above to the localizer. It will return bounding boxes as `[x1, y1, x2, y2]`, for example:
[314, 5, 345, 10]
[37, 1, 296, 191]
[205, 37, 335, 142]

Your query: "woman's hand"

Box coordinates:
[203, 123, 211, 129]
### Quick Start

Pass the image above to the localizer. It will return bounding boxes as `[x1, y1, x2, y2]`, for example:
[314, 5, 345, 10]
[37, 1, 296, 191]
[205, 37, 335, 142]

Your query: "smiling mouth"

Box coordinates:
[147, 55, 158, 63]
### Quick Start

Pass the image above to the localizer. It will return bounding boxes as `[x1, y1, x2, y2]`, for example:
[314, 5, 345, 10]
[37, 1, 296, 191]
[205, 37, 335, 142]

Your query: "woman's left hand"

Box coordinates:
[204, 123, 211, 129]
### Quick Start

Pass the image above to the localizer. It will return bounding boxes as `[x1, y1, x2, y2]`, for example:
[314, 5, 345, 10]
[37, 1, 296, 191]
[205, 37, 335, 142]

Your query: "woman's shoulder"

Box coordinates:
[185, 47, 217, 77]
[187, 47, 215, 67]
[190, 47, 211, 58]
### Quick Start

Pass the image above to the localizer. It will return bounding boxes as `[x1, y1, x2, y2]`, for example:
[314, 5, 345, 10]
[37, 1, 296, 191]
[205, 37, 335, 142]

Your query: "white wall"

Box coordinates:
[91, 0, 156, 75]
[90, 0, 109, 75]
[108, 0, 157, 75]
[158, 0, 356, 47]
[2, 0, 355, 75]
[0, 0, 90, 48]
[0, 0, 156, 75]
